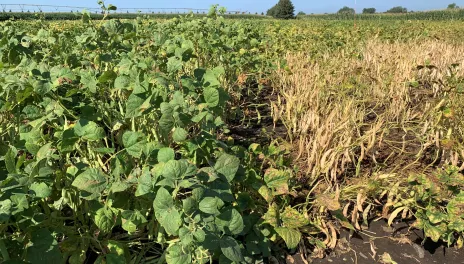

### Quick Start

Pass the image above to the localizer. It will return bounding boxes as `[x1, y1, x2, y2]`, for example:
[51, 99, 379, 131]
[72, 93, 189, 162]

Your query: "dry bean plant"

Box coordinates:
[271, 39, 464, 251]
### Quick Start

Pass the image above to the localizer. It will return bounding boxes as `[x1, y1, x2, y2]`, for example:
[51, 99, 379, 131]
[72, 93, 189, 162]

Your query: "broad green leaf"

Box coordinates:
[30, 182, 52, 198]
[173, 127, 188, 142]
[114, 75, 131, 89]
[94, 207, 115, 233]
[158, 209, 182, 236]
[153, 187, 173, 210]
[166, 244, 191, 264]
[281, 207, 309, 229]
[183, 197, 197, 214]
[153, 188, 181, 234]
[125, 93, 151, 118]
[98, 70, 117, 83]
[72, 168, 107, 194]
[121, 210, 147, 233]
[264, 168, 290, 195]
[36, 142, 54, 162]
[167, 57, 183, 73]
[0, 200, 12, 222]
[199, 197, 223, 215]
[135, 169, 153, 196]
[204, 87, 219, 107]
[275, 227, 301, 249]
[203, 69, 221, 87]
[122, 131, 145, 158]
[220, 236, 244, 263]
[26, 229, 62, 263]
[74, 119, 105, 141]
[158, 147, 175, 163]
[215, 207, 244, 235]
[80, 71, 97, 93]
[5, 148, 16, 173]
[159, 114, 174, 137]
[263, 203, 279, 227]
[214, 153, 240, 182]
[179, 227, 194, 246]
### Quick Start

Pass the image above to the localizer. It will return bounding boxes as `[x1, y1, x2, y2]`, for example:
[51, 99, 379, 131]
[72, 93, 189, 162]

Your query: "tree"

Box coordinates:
[297, 11, 306, 16]
[386, 6, 407, 13]
[448, 3, 459, 9]
[362, 8, 376, 14]
[337, 6, 355, 14]
[267, 0, 295, 19]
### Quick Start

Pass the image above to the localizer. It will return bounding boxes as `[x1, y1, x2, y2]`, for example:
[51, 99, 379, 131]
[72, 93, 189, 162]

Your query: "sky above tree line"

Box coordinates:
[7, 0, 464, 14]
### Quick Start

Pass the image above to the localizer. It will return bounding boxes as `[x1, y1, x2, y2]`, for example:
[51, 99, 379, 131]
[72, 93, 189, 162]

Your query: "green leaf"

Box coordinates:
[167, 57, 183, 73]
[5, 148, 16, 173]
[98, 70, 117, 83]
[173, 127, 188, 142]
[153, 187, 173, 210]
[214, 153, 240, 182]
[158, 147, 175, 163]
[153, 188, 181, 235]
[220, 236, 244, 263]
[275, 227, 301, 249]
[166, 244, 191, 264]
[122, 131, 145, 158]
[74, 119, 105, 141]
[203, 87, 219, 107]
[29, 182, 52, 198]
[263, 203, 279, 227]
[281, 207, 309, 229]
[264, 168, 290, 195]
[114, 75, 131, 89]
[203, 69, 221, 87]
[72, 168, 107, 194]
[80, 71, 97, 93]
[215, 207, 244, 235]
[26, 229, 62, 264]
[121, 210, 147, 233]
[125, 93, 151, 118]
[199, 197, 223, 215]
[179, 227, 194, 246]
[0, 200, 12, 223]
[135, 169, 153, 196]
[36, 142, 53, 162]
[94, 207, 115, 233]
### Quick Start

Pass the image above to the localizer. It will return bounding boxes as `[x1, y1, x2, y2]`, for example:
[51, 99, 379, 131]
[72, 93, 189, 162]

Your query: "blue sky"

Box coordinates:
[5, 1, 463, 14]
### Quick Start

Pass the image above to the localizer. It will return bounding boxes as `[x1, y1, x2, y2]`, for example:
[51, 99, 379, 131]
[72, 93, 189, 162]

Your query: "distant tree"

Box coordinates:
[297, 11, 306, 16]
[261, 12, 264, 15]
[338, 6, 355, 14]
[267, 0, 295, 19]
[267, 4, 278, 16]
[386, 6, 407, 13]
[362, 8, 376, 14]
[448, 3, 459, 9]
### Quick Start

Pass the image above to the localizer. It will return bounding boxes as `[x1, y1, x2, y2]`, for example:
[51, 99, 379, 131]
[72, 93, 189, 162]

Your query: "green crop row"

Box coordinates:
[302, 9, 464, 20]
[0, 12, 267, 21]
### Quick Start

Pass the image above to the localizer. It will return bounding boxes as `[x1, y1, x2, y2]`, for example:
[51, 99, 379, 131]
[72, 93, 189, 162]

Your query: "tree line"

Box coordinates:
[266, 0, 461, 19]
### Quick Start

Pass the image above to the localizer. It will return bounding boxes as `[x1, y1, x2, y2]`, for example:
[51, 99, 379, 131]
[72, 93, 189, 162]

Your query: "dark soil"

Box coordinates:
[309, 220, 463, 264]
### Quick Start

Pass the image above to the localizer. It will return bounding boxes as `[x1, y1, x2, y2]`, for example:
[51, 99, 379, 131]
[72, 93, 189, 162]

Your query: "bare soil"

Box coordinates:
[309, 220, 463, 264]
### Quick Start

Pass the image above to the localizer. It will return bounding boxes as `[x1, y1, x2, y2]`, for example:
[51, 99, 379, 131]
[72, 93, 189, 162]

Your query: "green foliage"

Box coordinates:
[267, 0, 295, 19]
[0, 4, 304, 263]
[362, 8, 376, 14]
[337, 6, 355, 14]
[387, 6, 408, 13]
[392, 167, 464, 246]
[448, 3, 459, 9]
